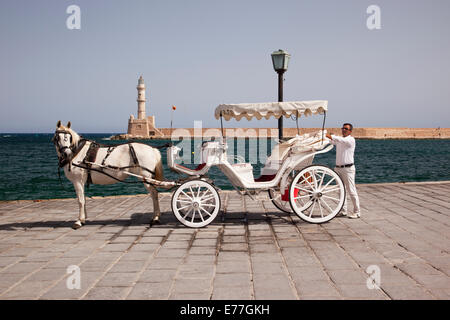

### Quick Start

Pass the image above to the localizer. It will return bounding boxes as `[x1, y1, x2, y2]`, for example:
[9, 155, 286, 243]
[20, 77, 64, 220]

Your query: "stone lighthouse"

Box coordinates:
[127, 75, 164, 138]
[137, 75, 146, 120]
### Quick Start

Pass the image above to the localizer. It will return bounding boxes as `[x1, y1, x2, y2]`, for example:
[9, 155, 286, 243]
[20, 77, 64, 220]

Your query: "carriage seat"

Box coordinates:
[254, 174, 276, 182]
[167, 145, 208, 174]
[255, 130, 329, 182]
[254, 140, 293, 182]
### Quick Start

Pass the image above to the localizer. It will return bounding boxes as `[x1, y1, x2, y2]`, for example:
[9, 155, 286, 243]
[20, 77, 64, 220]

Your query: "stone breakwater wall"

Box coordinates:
[158, 128, 450, 139]
[112, 128, 449, 140]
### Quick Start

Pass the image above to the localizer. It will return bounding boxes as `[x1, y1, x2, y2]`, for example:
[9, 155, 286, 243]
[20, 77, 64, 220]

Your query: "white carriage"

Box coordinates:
[167, 101, 345, 227]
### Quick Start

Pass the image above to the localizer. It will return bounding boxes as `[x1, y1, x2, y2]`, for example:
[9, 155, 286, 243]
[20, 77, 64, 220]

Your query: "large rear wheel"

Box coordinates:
[289, 165, 345, 224]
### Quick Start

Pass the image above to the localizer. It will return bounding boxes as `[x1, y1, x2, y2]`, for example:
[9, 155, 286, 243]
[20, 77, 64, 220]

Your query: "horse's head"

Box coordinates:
[52, 121, 81, 166]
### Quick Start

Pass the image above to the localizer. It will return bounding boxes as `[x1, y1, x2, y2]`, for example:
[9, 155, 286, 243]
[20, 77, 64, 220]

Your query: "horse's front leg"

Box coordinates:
[147, 184, 161, 225]
[73, 181, 87, 229]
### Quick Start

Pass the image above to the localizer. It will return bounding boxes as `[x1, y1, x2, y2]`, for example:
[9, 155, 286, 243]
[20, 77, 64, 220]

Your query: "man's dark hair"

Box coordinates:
[343, 123, 353, 131]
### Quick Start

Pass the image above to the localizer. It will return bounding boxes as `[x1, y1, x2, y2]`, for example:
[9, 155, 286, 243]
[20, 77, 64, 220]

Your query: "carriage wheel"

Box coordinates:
[171, 180, 220, 228]
[268, 188, 292, 213]
[268, 170, 296, 213]
[268, 170, 311, 213]
[289, 165, 345, 224]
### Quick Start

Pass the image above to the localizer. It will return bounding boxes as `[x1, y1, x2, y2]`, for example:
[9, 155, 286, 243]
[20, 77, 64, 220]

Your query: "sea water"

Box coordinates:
[0, 134, 449, 201]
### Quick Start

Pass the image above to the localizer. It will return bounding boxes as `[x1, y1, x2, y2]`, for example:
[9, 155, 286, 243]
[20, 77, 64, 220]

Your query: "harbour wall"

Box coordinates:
[157, 127, 450, 139]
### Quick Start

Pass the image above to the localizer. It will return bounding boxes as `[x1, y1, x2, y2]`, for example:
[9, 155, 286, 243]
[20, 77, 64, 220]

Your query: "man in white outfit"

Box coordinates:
[326, 123, 361, 218]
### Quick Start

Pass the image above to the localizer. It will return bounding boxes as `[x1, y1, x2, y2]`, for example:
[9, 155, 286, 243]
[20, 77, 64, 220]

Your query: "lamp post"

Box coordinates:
[271, 49, 291, 140]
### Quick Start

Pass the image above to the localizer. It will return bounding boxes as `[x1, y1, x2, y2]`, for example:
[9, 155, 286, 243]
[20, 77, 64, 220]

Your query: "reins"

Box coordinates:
[57, 166, 67, 191]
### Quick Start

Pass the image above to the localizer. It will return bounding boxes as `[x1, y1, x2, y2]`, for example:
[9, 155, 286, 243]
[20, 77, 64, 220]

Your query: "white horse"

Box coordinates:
[52, 121, 164, 229]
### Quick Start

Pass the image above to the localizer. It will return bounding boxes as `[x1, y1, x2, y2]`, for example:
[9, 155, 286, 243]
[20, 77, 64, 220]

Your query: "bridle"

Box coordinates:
[52, 129, 73, 152]
[52, 129, 85, 168]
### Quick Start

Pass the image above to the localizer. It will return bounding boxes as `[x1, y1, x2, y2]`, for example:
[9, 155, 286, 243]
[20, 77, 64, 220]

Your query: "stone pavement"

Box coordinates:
[0, 181, 449, 300]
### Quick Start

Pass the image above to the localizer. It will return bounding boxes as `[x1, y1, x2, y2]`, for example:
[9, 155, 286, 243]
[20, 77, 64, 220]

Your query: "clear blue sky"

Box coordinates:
[1, 0, 449, 133]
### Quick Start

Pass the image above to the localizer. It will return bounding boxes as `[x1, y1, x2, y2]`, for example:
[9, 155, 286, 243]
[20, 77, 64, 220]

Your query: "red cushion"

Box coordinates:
[254, 174, 276, 182]
[195, 163, 207, 171]
[175, 163, 207, 172]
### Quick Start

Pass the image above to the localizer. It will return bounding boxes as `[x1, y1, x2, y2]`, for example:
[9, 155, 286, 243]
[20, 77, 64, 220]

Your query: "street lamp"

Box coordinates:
[271, 49, 291, 140]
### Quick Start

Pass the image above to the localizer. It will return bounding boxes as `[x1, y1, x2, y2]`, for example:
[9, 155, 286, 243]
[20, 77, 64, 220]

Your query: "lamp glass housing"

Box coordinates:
[271, 49, 290, 72]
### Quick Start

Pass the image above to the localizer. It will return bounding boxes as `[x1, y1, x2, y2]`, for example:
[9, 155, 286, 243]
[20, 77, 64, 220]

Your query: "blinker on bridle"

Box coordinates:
[52, 130, 74, 158]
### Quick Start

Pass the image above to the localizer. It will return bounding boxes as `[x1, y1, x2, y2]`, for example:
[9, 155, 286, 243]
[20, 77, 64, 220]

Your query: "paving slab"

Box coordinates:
[0, 181, 449, 300]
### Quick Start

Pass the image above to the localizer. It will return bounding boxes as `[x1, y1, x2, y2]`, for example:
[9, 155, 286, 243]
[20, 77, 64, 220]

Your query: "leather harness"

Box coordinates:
[52, 130, 168, 187]
[80, 142, 150, 187]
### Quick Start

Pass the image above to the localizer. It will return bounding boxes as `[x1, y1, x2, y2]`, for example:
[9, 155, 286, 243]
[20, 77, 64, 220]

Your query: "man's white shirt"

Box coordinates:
[330, 135, 355, 166]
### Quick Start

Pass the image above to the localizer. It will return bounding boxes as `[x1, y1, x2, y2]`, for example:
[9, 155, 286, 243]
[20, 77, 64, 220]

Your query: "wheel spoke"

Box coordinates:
[321, 195, 340, 202]
[182, 207, 193, 219]
[294, 186, 314, 194]
[318, 170, 325, 190]
[293, 194, 311, 200]
[302, 174, 315, 191]
[200, 207, 213, 217]
[270, 191, 281, 201]
[299, 199, 313, 210]
[321, 176, 336, 190]
[177, 199, 192, 203]
[199, 190, 212, 199]
[312, 169, 318, 189]
[319, 198, 334, 213]
[308, 201, 317, 217]
[198, 188, 208, 199]
[318, 199, 324, 218]
[200, 203, 216, 207]
[321, 186, 340, 194]
[177, 204, 192, 211]
[180, 190, 193, 200]
[200, 194, 215, 202]
[198, 209, 205, 222]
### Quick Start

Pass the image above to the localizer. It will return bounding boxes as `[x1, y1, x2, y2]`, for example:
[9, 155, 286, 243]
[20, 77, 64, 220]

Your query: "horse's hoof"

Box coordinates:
[151, 218, 160, 226]
[72, 221, 83, 229]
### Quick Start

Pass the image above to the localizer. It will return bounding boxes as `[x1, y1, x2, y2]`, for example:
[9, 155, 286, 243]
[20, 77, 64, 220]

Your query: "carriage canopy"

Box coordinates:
[214, 100, 328, 121]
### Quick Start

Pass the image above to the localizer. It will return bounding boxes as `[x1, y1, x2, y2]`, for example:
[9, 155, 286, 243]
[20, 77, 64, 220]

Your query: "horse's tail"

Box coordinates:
[155, 155, 164, 182]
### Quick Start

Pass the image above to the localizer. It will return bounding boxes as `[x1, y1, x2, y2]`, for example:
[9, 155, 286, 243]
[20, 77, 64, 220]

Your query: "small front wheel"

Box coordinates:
[171, 180, 220, 228]
[289, 165, 345, 224]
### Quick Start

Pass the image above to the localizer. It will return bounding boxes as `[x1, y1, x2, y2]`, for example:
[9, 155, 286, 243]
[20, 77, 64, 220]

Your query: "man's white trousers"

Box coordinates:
[335, 166, 361, 215]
